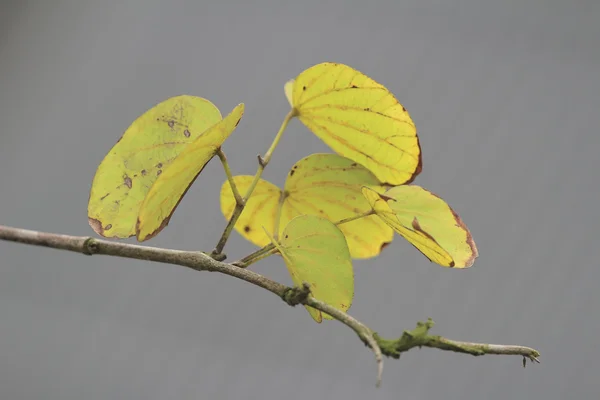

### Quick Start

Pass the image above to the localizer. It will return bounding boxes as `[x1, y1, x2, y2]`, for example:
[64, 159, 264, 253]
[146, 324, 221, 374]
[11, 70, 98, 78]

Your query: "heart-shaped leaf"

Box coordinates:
[285, 62, 422, 185]
[268, 215, 354, 323]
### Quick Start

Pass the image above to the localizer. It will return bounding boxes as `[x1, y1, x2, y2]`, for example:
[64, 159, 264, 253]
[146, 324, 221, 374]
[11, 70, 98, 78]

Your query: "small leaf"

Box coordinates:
[88, 96, 222, 239]
[220, 154, 393, 258]
[362, 186, 478, 268]
[268, 215, 354, 323]
[136, 103, 245, 241]
[286, 62, 422, 185]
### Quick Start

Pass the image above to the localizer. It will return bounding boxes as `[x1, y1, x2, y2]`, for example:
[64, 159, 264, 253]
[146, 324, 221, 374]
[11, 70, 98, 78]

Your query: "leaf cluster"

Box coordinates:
[87, 62, 478, 322]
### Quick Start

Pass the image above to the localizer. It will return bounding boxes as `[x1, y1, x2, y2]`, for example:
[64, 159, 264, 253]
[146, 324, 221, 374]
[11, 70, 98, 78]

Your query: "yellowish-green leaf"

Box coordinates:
[268, 215, 354, 323]
[362, 186, 478, 268]
[286, 62, 422, 185]
[88, 95, 222, 239]
[137, 103, 244, 241]
[220, 154, 393, 258]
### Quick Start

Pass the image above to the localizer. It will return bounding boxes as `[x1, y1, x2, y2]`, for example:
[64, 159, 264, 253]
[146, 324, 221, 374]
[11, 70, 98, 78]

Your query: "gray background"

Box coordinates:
[1, 0, 598, 399]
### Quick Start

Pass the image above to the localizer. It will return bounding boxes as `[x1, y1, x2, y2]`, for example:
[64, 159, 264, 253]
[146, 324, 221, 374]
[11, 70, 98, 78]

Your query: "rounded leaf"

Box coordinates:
[287, 62, 422, 185]
[88, 96, 222, 238]
[282, 154, 393, 258]
[362, 186, 478, 268]
[137, 103, 244, 241]
[270, 215, 354, 323]
[220, 154, 393, 258]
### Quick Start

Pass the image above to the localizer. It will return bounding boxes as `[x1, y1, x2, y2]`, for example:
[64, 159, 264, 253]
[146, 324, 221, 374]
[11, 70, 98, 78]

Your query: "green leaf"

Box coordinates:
[268, 215, 354, 323]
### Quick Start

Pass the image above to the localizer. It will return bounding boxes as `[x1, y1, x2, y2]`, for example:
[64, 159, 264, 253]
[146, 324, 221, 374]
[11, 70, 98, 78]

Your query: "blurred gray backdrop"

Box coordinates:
[1, 1, 599, 399]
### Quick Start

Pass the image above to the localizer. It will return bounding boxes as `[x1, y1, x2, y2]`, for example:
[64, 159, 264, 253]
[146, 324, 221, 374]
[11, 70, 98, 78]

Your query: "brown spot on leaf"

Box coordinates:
[411, 217, 437, 242]
[351, 84, 358, 88]
[350, 162, 358, 167]
[104, 224, 112, 230]
[100, 193, 110, 201]
[379, 193, 395, 202]
[167, 120, 175, 129]
[88, 217, 104, 236]
[234, 118, 241, 127]
[156, 163, 163, 168]
[290, 170, 295, 176]
[244, 226, 251, 233]
[364, 107, 370, 111]
[141, 169, 147, 176]
[302, 86, 307, 91]
[183, 129, 191, 138]
[123, 176, 132, 189]
[402, 105, 406, 112]
[157, 170, 162, 176]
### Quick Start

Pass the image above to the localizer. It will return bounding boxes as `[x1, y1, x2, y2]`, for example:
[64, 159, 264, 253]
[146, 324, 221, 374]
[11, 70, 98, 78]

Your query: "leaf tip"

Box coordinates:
[135, 215, 171, 242]
[448, 208, 479, 268]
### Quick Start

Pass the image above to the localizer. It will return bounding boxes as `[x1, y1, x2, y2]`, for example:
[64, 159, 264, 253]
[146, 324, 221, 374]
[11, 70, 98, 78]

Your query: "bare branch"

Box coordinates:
[374, 319, 540, 365]
[0, 224, 384, 383]
[0, 224, 539, 387]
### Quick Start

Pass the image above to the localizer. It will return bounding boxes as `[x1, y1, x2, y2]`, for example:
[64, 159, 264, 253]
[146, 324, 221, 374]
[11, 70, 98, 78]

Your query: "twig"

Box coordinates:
[211, 109, 296, 260]
[374, 319, 540, 365]
[217, 148, 244, 207]
[0, 224, 540, 387]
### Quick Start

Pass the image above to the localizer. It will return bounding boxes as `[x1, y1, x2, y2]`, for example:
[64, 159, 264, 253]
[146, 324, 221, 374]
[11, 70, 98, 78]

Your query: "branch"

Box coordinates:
[0, 224, 540, 386]
[374, 319, 540, 366]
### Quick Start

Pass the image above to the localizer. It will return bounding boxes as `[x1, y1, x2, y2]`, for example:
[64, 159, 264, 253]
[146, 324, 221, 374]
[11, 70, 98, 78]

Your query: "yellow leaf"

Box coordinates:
[362, 186, 478, 268]
[282, 153, 393, 258]
[220, 154, 393, 258]
[220, 175, 280, 248]
[137, 103, 244, 241]
[268, 215, 354, 323]
[286, 62, 422, 185]
[88, 95, 222, 239]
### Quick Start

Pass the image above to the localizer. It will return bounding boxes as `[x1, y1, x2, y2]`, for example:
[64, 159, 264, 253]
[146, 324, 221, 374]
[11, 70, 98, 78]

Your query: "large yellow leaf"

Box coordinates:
[88, 96, 222, 239]
[137, 103, 245, 241]
[286, 62, 422, 185]
[362, 186, 478, 268]
[220, 154, 393, 258]
[268, 215, 354, 323]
